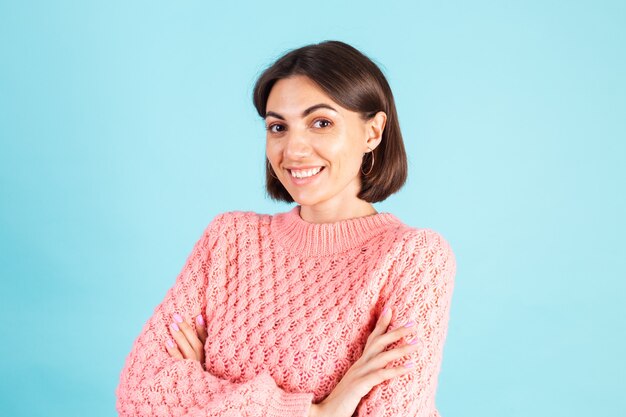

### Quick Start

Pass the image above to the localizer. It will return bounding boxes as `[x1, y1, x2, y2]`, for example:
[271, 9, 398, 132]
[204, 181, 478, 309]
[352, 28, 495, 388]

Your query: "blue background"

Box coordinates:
[1, 1, 624, 416]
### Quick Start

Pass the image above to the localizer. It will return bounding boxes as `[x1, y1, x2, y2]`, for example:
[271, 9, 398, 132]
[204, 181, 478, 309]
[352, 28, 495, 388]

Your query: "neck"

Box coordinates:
[270, 205, 402, 256]
[299, 198, 378, 224]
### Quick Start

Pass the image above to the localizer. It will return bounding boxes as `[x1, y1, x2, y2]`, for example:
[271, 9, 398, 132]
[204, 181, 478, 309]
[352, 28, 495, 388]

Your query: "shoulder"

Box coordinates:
[208, 209, 268, 225]
[201, 209, 272, 235]
[389, 223, 457, 275]
[381, 224, 457, 310]
[388, 216, 455, 253]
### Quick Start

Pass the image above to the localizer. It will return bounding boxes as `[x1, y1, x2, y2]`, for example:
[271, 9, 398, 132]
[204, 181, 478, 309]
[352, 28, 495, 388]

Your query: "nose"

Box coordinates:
[283, 131, 312, 160]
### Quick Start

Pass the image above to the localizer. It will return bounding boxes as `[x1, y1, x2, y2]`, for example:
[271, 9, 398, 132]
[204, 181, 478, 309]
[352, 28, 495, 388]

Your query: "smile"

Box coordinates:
[289, 167, 324, 179]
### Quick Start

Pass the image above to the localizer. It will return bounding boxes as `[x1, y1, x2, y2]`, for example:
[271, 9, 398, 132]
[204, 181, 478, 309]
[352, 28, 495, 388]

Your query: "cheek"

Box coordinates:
[324, 133, 363, 161]
[266, 142, 280, 160]
[332, 146, 364, 170]
[319, 140, 347, 161]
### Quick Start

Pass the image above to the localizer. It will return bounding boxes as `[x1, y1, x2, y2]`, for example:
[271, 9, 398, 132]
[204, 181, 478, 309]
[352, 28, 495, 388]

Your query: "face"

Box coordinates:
[265, 75, 385, 212]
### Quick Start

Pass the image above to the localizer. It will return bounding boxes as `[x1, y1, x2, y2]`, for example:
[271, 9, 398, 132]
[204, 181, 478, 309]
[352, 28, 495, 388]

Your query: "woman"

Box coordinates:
[115, 40, 456, 417]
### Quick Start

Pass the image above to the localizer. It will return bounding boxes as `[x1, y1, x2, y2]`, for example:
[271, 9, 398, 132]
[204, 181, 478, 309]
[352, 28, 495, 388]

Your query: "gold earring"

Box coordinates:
[361, 148, 375, 176]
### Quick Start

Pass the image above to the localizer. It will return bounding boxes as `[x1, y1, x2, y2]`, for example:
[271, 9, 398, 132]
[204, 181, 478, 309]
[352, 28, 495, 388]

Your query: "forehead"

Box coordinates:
[266, 75, 341, 115]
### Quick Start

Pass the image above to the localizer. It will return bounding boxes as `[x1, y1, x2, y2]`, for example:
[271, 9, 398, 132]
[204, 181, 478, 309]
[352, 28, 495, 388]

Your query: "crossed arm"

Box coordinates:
[116, 222, 455, 417]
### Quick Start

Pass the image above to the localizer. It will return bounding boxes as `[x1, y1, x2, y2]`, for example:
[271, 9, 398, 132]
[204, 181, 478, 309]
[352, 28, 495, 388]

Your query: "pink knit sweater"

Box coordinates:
[115, 205, 456, 417]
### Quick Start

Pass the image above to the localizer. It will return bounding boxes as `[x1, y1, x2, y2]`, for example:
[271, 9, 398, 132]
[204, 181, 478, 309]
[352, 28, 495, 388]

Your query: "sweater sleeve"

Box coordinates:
[115, 214, 315, 417]
[355, 229, 457, 417]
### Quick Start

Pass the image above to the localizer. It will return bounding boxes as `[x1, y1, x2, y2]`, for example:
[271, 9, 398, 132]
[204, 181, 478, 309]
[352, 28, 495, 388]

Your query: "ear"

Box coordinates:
[364, 111, 387, 152]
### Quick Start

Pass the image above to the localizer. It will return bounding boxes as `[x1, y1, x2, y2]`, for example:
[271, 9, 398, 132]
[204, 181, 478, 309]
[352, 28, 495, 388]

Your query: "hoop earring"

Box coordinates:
[361, 149, 375, 176]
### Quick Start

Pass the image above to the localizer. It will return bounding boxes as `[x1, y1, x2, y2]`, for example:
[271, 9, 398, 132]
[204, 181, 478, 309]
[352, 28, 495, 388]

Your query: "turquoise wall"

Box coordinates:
[1, 1, 624, 416]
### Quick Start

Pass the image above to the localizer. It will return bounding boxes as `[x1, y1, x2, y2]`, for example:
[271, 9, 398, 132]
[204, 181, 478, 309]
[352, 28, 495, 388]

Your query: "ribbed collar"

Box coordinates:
[270, 205, 403, 257]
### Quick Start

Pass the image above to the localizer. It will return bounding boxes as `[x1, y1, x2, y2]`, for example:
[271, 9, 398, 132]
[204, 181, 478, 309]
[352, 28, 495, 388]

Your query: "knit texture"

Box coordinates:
[115, 205, 456, 417]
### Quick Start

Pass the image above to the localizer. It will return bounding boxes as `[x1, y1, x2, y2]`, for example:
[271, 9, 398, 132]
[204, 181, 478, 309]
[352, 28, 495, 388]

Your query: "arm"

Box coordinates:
[355, 229, 457, 417]
[115, 214, 315, 417]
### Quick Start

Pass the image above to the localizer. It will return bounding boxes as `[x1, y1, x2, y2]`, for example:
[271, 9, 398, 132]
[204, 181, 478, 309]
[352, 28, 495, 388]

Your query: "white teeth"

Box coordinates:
[290, 167, 322, 179]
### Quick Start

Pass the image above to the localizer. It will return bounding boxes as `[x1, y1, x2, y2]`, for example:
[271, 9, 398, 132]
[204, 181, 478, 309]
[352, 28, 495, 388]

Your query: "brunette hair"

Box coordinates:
[252, 40, 407, 203]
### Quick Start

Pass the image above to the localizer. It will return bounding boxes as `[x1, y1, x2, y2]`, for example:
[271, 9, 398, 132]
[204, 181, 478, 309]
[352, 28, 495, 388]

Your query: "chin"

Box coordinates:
[288, 192, 327, 208]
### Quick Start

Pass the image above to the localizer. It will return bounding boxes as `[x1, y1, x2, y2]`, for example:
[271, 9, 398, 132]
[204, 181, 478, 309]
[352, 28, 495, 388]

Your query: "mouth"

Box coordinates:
[288, 166, 325, 179]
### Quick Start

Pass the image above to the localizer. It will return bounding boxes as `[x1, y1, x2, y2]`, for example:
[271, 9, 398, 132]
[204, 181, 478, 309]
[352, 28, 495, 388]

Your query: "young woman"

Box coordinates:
[116, 40, 456, 417]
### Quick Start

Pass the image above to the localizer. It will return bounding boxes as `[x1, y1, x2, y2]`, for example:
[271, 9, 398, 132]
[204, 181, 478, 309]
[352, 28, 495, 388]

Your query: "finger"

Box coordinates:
[363, 360, 417, 388]
[367, 303, 392, 343]
[170, 317, 196, 359]
[195, 314, 208, 345]
[165, 338, 184, 359]
[175, 315, 204, 360]
[376, 319, 418, 349]
[363, 319, 417, 362]
[358, 333, 420, 375]
[373, 336, 421, 370]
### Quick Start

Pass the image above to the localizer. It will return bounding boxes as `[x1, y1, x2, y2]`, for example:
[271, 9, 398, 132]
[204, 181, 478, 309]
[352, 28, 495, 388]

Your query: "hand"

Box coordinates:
[310, 305, 420, 417]
[165, 312, 208, 369]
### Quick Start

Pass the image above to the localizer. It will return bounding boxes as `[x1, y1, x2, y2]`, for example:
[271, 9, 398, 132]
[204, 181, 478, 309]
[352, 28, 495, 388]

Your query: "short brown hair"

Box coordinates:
[252, 40, 407, 203]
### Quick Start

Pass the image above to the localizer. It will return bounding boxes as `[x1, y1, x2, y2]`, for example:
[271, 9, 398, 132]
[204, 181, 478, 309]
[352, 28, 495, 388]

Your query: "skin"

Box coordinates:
[265, 74, 386, 224]
[166, 313, 208, 367]
[166, 75, 420, 417]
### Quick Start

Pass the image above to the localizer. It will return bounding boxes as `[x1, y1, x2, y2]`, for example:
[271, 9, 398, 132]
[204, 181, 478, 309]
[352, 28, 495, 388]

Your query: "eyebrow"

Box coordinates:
[265, 103, 338, 120]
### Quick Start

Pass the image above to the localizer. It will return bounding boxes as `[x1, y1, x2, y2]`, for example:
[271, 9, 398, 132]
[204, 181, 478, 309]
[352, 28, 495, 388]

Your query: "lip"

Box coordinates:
[285, 165, 325, 170]
[286, 166, 325, 186]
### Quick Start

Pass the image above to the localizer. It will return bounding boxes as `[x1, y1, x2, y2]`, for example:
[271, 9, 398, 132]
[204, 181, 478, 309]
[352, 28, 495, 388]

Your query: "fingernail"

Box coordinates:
[382, 303, 389, 315]
[173, 313, 184, 323]
[196, 314, 204, 326]
[404, 320, 416, 328]
[409, 337, 419, 345]
[404, 361, 415, 368]
[171, 322, 180, 332]
[166, 338, 175, 348]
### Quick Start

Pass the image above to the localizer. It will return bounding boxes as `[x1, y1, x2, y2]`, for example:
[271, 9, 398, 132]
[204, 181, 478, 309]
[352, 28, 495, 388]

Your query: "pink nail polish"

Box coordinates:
[173, 313, 184, 323]
[404, 320, 416, 328]
[196, 314, 204, 325]
[382, 301, 390, 315]
[171, 322, 180, 332]
[166, 339, 175, 348]
[409, 337, 419, 345]
[404, 361, 415, 368]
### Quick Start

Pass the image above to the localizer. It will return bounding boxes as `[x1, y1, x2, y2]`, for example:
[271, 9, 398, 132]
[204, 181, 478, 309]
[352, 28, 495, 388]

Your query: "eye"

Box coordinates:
[313, 119, 332, 128]
[266, 123, 285, 134]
